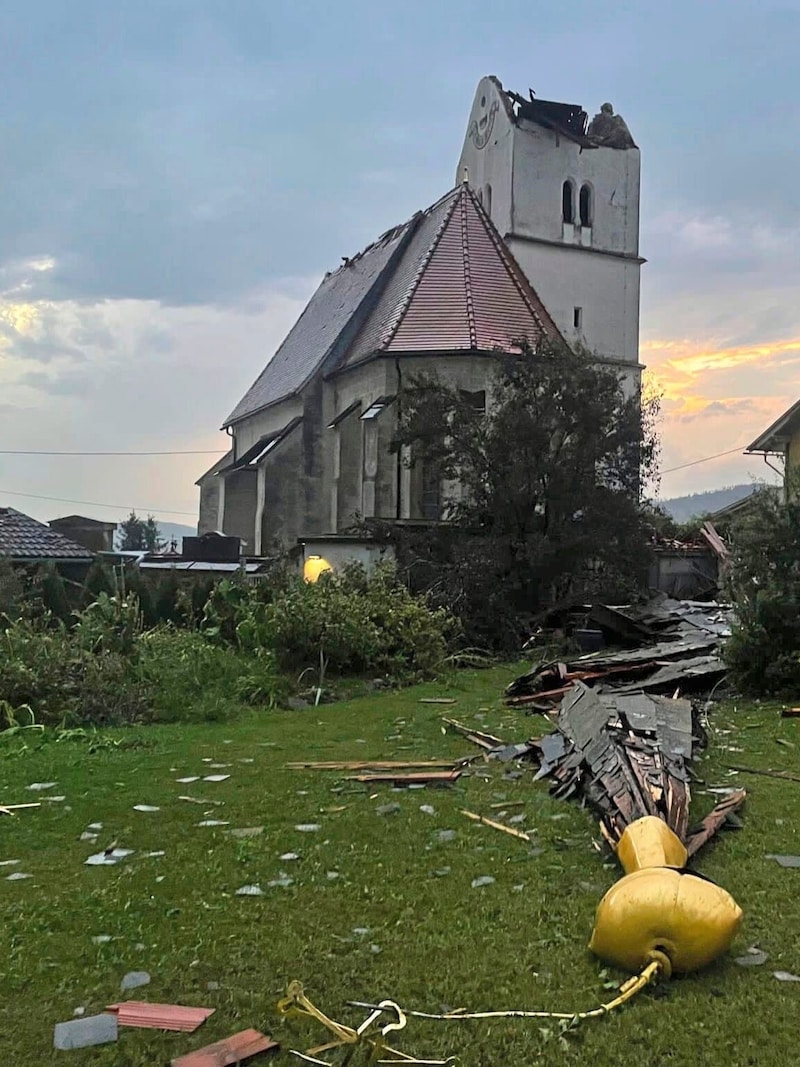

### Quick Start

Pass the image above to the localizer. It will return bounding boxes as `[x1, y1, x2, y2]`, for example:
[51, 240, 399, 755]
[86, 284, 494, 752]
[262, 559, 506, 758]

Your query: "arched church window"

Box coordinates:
[562, 180, 575, 224]
[579, 183, 593, 227]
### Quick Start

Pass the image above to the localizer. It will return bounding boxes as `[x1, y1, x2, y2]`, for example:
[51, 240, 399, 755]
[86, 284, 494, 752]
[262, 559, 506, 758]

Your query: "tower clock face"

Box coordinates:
[468, 94, 499, 150]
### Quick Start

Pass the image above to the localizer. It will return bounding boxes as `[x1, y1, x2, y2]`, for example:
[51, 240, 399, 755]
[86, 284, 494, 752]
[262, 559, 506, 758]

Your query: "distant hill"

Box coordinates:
[658, 484, 759, 523]
[156, 521, 196, 548]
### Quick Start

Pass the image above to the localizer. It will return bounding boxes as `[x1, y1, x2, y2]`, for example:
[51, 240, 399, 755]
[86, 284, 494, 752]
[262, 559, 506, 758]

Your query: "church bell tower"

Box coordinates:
[456, 76, 642, 375]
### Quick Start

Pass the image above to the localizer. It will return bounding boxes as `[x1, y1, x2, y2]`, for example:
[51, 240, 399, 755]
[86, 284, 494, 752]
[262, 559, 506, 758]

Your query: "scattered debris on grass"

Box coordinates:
[227, 826, 264, 838]
[133, 804, 160, 813]
[0, 802, 41, 816]
[506, 598, 731, 710]
[197, 820, 229, 827]
[773, 971, 800, 982]
[235, 884, 264, 897]
[419, 698, 457, 704]
[27, 782, 57, 791]
[53, 1013, 118, 1050]
[734, 948, 768, 967]
[170, 1028, 279, 1067]
[347, 769, 462, 785]
[107, 1002, 214, 1031]
[85, 848, 134, 867]
[441, 718, 507, 750]
[202, 774, 231, 783]
[6, 871, 33, 881]
[120, 971, 151, 992]
[766, 854, 800, 868]
[728, 764, 800, 784]
[375, 803, 401, 817]
[471, 875, 496, 888]
[286, 759, 458, 771]
[461, 809, 531, 843]
[294, 823, 321, 832]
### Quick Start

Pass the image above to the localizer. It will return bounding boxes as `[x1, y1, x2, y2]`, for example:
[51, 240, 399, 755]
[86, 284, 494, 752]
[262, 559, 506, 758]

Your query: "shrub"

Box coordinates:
[254, 563, 456, 677]
[725, 484, 800, 696]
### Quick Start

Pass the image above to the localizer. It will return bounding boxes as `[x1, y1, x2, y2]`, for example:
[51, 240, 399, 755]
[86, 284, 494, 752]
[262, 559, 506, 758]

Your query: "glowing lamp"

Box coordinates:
[303, 555, 332, 583]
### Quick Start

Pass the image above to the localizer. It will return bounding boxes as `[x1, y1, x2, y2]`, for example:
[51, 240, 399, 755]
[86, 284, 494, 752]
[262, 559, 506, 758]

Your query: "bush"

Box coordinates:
[137, 628, 286, 722]
[725, 485, 800, 695]
[202, 562, 456, 678]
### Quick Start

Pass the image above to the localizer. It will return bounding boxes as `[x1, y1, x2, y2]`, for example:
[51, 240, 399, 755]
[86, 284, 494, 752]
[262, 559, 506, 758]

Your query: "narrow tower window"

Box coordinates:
[562, 180, 575, 224]
[579, 183, 593, 227]
[573, 307, 583, 329]
[484, 184, 492, 216]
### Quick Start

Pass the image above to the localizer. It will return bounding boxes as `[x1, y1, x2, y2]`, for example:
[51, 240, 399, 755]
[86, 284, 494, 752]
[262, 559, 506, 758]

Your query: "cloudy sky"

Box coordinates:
[1, 0, 796, 525]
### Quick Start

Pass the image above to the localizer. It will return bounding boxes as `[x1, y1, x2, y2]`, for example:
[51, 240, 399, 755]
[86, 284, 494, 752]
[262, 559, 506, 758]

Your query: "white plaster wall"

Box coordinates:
[508, 239, 641, 364]
[301, 540, 395, 573]
[454, 75, 515, 233]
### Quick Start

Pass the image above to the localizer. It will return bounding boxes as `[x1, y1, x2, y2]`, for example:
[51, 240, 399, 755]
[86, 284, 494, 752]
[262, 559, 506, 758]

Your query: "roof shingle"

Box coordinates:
[0, 508, 95, 560]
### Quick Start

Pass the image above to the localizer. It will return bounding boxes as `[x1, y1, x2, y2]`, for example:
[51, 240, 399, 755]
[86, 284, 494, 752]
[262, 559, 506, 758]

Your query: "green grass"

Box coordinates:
[1, 668, 800, 1065]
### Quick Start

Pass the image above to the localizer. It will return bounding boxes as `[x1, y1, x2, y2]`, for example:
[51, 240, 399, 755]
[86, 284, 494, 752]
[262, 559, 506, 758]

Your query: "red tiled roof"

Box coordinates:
[344, 183, 561, 365]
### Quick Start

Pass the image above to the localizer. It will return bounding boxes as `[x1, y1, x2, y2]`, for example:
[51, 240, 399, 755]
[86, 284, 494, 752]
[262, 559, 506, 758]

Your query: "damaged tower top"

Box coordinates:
[456, 75, 642, 375]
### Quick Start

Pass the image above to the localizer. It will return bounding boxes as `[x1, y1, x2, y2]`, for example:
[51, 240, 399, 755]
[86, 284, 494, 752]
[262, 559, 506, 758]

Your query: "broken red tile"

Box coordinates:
[106, 1002, 214, 1032]
[171, 1028, 279, 1066]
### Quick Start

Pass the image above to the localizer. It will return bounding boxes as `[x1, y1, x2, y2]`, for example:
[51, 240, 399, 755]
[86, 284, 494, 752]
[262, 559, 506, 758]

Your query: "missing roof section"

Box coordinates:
[327, 399, 362, 429]
[359, 395, 396, 421]
[222, 417, 303, 472]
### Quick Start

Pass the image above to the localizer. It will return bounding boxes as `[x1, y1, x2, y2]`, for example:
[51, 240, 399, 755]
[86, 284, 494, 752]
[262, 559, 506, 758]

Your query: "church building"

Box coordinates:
[196, 76, 642, 554]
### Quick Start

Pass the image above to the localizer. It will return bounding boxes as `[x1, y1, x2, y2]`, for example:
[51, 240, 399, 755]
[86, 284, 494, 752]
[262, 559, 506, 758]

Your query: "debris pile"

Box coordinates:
[506, 597, 732, 711]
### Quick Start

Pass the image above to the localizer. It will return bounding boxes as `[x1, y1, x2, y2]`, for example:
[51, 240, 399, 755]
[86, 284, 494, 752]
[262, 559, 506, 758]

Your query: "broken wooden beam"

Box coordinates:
[286, 760, 457, 771]
[685, 788, 747, 858]
[726, 764, 800, 784]
[171, 1029, 279, 1067]
[345, 770, 462, 784]
[441, 718, 507, 750]
[460, 809, 531, 842]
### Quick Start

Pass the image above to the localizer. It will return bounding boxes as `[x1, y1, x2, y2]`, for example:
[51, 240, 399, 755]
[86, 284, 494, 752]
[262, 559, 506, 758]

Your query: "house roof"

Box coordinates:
[746, 397, 800, 453]
[223, 182, 562, 427]
[0, 507, 95, 560]
[49, 514, 116, 529]
[342, 183, 560, 367]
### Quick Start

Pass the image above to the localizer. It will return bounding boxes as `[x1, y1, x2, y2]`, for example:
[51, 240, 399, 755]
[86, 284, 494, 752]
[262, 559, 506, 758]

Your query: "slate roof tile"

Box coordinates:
[0, 508, 95, 560]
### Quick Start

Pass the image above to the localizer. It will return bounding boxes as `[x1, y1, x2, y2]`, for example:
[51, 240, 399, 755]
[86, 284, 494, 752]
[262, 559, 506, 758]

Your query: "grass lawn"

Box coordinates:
[1, 665, 800, 1065]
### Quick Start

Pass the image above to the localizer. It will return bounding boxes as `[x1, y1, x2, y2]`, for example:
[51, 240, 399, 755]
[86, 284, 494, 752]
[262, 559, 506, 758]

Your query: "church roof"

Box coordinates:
[224, 183, 561, 427]
[343, 183, 559, 367]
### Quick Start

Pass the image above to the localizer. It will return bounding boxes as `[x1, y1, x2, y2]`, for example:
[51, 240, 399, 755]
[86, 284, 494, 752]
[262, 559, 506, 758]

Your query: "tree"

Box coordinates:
[393, 340, 660, 648]
[725, 481, 800, 695]
[116, 511, 164, 553]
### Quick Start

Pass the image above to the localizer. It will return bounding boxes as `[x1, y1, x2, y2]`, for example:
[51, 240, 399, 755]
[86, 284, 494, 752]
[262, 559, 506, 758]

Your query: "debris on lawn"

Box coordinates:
[734, 948, 768, 967]
[53, 1012, 118, 1050]
[196, 819, 230, 827]
[375, 803, 401, 816]
[294, 822, 321, 832]
[6, 871, 33, 880]
[278, 980, 451, 1066]
[347, 769, 462, 785]
[202, 774, 231, 783]
[773, 971, 800, 982]
[0, 802, 41, 816]
[470, 875, 496, 888]
[506, 597, 731, 710]
[227, 826, 264, 838]
[441, 718, 507, 750]
[419, 698, 457, 704]
[107, 1002, 215, 1031]
[85, 848, 134, 867]
[461, 809, 531, 843]
[236, 884, 265, 896]
[781, 708, 800, 718]
[133, 804, 160, 812]
[766, 854, 800, 868]
[286, 759, 459, 771]
[120, 970, 151, 992]
[27, 782, 57, 791]
[170, 1028, 279, 1067]
[728, 764, 800, 784]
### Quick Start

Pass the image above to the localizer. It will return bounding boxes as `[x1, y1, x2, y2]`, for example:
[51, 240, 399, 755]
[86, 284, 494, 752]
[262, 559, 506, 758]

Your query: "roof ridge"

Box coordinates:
[378, 187, 462, 352]
[459, 187, 478, 349]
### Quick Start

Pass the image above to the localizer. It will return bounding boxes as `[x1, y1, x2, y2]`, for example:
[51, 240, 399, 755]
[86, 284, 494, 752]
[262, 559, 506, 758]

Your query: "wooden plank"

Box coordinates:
[286, 760, 456, 771]
[461, 809, 531, 842]
[345, 770, 462, 784]
[441, 718, 507, 750]
[726, 764, 800, 784]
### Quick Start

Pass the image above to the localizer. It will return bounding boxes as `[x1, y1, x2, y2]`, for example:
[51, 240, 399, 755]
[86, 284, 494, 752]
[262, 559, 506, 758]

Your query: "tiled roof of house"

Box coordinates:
[344, 183, 560, 366]
[223, 182, 562, 427]
[0, 507, 95, 560]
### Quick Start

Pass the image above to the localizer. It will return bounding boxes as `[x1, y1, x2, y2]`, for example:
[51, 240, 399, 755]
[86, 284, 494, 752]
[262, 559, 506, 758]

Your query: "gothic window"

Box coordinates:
[579, 183, 593, 227]
[562, 180, 575, 224]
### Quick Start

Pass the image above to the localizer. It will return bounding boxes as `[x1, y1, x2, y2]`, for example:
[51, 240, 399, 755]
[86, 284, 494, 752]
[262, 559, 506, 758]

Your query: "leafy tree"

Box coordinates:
[725, 481, 800, 695]
[116, 511, 164, 553]
[392, 339, 660, 649]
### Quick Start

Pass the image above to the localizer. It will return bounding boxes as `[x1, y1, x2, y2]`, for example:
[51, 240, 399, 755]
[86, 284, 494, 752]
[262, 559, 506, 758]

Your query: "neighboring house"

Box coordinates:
[0, 507, 94, 572]
[197, 75, 642, 554]
[48, 514, 116, 553]
[745, 399, 800, 498]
